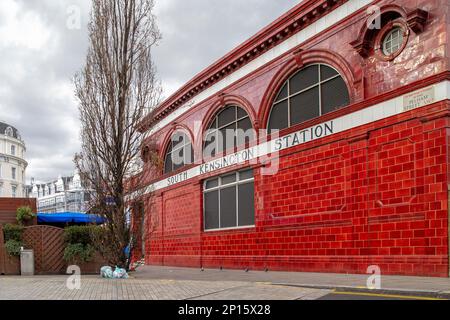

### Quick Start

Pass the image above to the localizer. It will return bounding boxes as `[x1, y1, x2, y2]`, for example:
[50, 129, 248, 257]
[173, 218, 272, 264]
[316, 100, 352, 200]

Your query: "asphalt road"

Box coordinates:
[318, 291, 446, 300]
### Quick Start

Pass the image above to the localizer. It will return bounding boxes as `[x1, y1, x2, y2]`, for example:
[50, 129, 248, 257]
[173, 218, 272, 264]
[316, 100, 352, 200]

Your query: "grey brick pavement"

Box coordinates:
[134, 266, 450, 294]
[0, 276, 331, 300]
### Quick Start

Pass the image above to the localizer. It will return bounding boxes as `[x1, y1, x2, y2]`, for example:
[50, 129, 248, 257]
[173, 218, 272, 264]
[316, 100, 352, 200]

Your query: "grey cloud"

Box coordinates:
[0, 0, 299, 182]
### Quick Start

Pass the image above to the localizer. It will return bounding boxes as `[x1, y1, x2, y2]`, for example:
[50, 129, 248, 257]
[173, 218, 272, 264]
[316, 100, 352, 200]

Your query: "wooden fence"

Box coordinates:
[1, 225, 106, 275]
[0, 198, 37, 225]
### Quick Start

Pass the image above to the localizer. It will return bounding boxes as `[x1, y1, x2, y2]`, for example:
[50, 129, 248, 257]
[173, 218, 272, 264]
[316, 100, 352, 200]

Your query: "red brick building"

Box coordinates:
[135, 0, 450, 277]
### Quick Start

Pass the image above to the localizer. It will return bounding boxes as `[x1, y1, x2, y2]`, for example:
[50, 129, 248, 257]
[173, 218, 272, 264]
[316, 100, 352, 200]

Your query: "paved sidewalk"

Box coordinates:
[0, 276, 330, 300]
[134, 266, 450, 298]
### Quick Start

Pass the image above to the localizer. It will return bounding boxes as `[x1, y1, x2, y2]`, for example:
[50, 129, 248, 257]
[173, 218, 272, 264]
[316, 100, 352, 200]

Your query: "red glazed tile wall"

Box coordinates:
[133, 0, 450, 277]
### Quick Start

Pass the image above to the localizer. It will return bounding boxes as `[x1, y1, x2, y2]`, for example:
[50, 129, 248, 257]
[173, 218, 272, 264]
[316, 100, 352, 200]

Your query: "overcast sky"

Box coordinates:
[0, 0, 299, 182]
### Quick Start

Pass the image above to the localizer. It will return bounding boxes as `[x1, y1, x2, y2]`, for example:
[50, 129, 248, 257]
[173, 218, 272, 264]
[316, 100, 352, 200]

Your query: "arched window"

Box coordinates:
[268, 64, 350, 131]
[203, 105, 254, 158]
[164, 131, 194, 174]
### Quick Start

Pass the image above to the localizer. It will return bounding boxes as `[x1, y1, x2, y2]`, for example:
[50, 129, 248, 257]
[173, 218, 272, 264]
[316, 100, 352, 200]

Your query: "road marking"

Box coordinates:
[332, 290, 448, 300]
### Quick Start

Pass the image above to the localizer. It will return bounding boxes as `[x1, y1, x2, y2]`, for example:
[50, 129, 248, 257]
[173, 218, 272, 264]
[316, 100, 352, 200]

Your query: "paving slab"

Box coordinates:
[134, 266, 450, 298]
[0, 276, 330, 300]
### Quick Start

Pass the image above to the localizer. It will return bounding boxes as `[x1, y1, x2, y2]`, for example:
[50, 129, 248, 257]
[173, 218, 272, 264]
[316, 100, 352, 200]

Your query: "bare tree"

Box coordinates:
[74, 0, 162, 269]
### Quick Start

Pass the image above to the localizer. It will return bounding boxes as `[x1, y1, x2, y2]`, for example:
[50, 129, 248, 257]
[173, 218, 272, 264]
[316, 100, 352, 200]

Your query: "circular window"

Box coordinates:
[382, 27, 404, 56]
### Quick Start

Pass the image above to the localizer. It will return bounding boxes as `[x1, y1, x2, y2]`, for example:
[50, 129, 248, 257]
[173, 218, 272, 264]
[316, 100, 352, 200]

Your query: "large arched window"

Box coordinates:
[268, 64, 350, 131]
[164, 131, 194, 174]
[203, 105, 254, 158]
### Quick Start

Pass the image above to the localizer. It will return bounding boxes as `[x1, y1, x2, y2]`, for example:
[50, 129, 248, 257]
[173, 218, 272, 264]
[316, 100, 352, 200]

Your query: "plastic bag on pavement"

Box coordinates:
[113, 266, 129, 279]
[100, 266, 113, 279]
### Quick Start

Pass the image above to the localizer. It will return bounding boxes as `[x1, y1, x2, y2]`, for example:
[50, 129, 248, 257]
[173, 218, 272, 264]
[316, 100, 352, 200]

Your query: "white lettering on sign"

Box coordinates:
[403, 86, 435, 112]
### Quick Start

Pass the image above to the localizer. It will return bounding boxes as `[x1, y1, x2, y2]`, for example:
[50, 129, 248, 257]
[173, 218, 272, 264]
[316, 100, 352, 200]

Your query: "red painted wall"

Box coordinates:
[133, 0, 450, 277]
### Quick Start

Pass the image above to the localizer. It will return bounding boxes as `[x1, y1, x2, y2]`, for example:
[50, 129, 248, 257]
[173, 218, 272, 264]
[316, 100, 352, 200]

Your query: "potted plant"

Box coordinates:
[2, 224, 24, 275]
[16, 206, 35, 226]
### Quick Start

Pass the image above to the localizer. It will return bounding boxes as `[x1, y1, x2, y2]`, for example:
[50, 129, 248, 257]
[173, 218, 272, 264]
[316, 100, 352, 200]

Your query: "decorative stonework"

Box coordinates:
[350, 5, 428, 60]
[141, 0, 347, 130]
[406, 9, 429, 34]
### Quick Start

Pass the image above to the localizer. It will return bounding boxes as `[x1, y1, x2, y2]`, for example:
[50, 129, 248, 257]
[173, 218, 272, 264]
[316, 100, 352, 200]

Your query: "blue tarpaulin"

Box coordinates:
[37, 212, 106, 224]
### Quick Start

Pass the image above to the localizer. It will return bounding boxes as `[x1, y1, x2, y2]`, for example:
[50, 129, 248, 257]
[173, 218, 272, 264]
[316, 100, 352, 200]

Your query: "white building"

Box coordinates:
[0, 121, 28, 198]
[30, 172, 91, 213]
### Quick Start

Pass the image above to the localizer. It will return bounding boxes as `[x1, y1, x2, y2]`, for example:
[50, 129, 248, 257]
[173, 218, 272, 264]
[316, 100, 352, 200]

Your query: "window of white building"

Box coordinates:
[10, 145, 16, 156]
[11, 167, 16, 180]
[11, 185, 17, 198]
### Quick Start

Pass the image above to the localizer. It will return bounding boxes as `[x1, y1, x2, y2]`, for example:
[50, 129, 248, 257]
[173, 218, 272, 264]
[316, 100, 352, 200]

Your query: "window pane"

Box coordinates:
[289, 65, 319, 94]
[205, 179, 219, 189]
[218, 106, 236, 127]
[237, 107, 248, 119]
[172, 132, 186, 149]
[268, 100, 288, 131]
[209, 118, 217, 130]
[222, 173, 237, 185]
[184, 144, 194, 164]
[172, 147, 184, 171]
[164, 154, 173, 174]
[274, 83, 288, 102]
[238, 183, 255, 226]
[321, 77, 350, 115]
[204, 132, 218, 158]
[237, 118, 253, 146]
[320, 65, 339, 81]
[219, 124, 235, 153]
[205, 191, 219, 230]
[239, 169, 253, 181]
[290, 86, 320, 125]
[220, 187, 237, 228]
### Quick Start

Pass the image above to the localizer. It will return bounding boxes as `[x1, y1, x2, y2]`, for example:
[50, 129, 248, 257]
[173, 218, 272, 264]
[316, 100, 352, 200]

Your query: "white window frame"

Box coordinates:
[203, 169, 255, 232]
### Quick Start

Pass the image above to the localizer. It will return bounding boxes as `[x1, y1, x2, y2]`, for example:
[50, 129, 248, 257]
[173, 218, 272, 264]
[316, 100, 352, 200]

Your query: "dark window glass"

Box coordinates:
[164, 154, 172, 174]
[237, 107, 247, 119]
[320, 65, 339, 81]
[209, 118, 217, 130]
[204, 169, 255, 231]
[222, 173, 237, 185]
[204, 106, 254, 157]
[172, 147, 184, 171]
[205, 179, 219, 189]
[237, 118, 254, 146]
[238, 183, 255, 226]
[321, 77, 350, 115]
[275, 83, 288, 102]
[218, 106, 236, 127]
[220, 187, 237, 228]
[290, 87, 320, 125]
[204, 132, 218, 158]
[268, 64, 350, 131]
[205, 191, 219, 230]
[268, 100, 289, 131]
[239, 169, 253, 181]
[289, 65, 318, 93]
[219, 124, 235, 153]
[164, 132, 194, 174]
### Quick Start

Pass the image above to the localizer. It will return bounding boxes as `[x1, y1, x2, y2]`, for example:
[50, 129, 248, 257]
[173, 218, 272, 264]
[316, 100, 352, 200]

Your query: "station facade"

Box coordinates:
[134, 0, 450, 277]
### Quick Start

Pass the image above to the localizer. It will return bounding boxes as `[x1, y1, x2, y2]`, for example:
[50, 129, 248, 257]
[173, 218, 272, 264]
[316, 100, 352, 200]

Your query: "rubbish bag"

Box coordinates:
[113, 266, 129, 279]
[100, 266, 113, 279]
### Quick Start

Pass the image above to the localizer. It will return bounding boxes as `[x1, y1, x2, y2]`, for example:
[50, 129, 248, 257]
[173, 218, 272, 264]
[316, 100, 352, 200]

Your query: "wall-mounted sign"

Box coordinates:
[403, 86, 435, 112]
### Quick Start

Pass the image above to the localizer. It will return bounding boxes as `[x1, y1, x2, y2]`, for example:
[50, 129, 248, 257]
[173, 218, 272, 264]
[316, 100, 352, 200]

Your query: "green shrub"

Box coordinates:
[5, 240, 23, 256]
[16, 206, 35, 225]
[64, 226, 98, 245]
[63, 243, 95, 263]
[2, 224, 24, 242]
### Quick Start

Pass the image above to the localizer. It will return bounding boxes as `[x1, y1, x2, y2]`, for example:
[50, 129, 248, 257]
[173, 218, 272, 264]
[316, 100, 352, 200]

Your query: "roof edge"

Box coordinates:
[139, 0, 348, 132]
